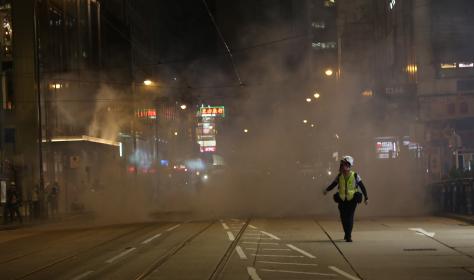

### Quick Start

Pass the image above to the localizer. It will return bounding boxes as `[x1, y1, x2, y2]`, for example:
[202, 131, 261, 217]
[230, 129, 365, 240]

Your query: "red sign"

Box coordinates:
[136, 109, 157, 119]
[200, 146, 216, 153]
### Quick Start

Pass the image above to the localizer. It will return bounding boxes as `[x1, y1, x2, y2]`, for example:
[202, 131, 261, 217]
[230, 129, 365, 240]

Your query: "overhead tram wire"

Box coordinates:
[202, 0, 244, 86]
[39, 32, 311, 77]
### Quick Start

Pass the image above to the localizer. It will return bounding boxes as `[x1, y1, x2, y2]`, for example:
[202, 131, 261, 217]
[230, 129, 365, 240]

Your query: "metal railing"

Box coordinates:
[432, 178, 474, 215]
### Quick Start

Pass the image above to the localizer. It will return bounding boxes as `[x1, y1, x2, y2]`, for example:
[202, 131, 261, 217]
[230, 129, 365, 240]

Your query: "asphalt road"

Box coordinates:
[0, 216, 473, 279]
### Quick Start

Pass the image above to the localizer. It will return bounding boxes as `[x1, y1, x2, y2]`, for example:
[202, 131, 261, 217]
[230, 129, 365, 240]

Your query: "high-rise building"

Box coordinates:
[370, 0, 474, 179]
[0, 0, 135, 207]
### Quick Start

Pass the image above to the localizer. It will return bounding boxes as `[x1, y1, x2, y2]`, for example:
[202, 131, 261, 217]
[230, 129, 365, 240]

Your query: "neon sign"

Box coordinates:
[200, 106, 225, 117]
[136, 108, 157, 119]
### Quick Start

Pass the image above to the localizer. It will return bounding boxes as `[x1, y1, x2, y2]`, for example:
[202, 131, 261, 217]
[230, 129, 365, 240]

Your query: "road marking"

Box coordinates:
[248, 224, 258, 229]
[263, 248, 291, 251]
[409, 228, 435, 237]
[71, 271, 94, 280]
[286, 244, 316, 259]
[257, 260, 318, 266]
[260, 268, 337, 276]
[246, 247, 258, 250]
[243, 241, 279, 245]
[221, 222, 230, 230]
[166, 224, 181, 232]
[329, 266, 361, 280]
[141, 233, 162, 244]
[227, 231, 235, 241]
[252, 254, 304, 258]
[235, 245, 248, 259]
[105, 247, 136, 264]
[260, 231, 281, 240]
[247, 267, 262, 280]
[244, 233, 261, 236]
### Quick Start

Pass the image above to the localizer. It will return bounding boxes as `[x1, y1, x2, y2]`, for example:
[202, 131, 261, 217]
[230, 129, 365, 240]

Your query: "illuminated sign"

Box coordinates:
[136, 108, 157, 119]
[200, 106, 225, 117]
[375, 137, 399, 159]
[200, 146, 216, 152]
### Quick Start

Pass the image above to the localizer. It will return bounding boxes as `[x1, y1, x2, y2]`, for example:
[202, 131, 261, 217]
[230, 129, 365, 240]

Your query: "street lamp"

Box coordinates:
[143, 79, 153, 86]
[180, 104, 187, 110]
[174, 131, 178, 136]
[306, 98, 312, 103]
[244, 129, 249, 133]
[303, 120, 308, 124]
[314, 92, 321, 99]
[311, 124, 315, 128]
[324, 68, 334, 77]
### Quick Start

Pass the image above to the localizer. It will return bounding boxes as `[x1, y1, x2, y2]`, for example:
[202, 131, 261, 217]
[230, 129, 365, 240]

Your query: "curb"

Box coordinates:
[438, 213, 474, 225]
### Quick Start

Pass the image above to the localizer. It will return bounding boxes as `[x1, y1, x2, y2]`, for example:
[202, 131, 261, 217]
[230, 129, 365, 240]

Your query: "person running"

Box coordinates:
[323, 156, 368, 242]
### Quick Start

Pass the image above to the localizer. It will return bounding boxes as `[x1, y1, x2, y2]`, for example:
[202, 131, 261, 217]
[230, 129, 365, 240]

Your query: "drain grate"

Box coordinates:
[403, 248, 437, 252]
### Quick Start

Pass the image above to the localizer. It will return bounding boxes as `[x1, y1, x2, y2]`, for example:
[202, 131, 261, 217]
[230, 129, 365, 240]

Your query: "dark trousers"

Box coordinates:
[338, 199, 357, 239]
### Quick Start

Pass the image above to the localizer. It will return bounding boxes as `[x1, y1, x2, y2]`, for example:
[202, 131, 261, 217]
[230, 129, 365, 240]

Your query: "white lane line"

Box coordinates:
[257, 260, 318, 266]
[71, 270, 94, 280]
[248, 224, 258, 229]
[105, 247, 136, 264]
[231, 218, 241, 222]
[227, 231, 235, 241]
[246, 248, 258, 250]
[329, 266, 361, 280]
[409, 228, 435, 237]
[235, 245, 248, 259]
[166, 224, 181, 232]
[242, 241, 279, 245]
[260, 268, 337, 277]
[286, 244, 316, 259]
[252, 254, 304, 258]
[244, 233, 261, 236]
[260, 231, 281, 240]
[263, 248, 291, 251]
[221, 222, 230, 230]
[247, 267, 262, 280]
[141, 233, 162, 244]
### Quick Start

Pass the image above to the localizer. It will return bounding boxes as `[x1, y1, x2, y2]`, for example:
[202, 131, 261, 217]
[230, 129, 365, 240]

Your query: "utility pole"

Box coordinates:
[33, 0, 45, 215]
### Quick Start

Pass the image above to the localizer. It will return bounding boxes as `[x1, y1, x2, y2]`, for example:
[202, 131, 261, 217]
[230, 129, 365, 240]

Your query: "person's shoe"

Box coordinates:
[345, 237, 352, 242]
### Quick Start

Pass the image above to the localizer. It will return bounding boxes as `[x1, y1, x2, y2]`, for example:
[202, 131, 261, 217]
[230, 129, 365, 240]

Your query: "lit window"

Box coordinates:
[311, 21, 326, 29]
[441, 63, 456, 69]
[389, 0, 396, 10]
[312, 41, 336, 50]
[459, 62, 474, 68]
[324, 0, 335, 7]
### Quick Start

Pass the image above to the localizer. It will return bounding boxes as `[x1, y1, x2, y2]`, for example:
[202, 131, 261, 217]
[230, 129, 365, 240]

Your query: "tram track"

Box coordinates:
[208, 219, 250, 280]
[134, 221, 215, 280]
[13, 223, 163, 280]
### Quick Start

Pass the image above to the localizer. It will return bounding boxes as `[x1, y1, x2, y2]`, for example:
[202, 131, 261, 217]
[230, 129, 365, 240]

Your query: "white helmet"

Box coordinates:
[341, 155, 354, 167]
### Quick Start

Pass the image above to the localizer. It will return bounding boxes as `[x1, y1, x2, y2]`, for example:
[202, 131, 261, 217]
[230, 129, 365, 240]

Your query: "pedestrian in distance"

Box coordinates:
[8, 183, 22, 224]
[323, 156, 368, 242]
[31, 184, 40, 219]
[48, 182, 59, 218]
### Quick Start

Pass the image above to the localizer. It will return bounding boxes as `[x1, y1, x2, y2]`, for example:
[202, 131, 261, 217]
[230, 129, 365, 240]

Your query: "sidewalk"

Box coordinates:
[0, 212, 92, 231]
[439, 213, 474, 225]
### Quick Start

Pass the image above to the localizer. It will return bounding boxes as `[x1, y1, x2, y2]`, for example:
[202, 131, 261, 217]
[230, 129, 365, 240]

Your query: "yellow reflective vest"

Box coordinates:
[338, 171, 357, 201]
